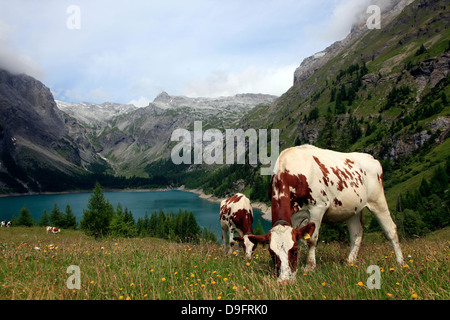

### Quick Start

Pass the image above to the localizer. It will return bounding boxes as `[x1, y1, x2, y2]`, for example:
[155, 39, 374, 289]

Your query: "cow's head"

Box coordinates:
[233, 234, 258, 259]
[247, 222, 315, 283]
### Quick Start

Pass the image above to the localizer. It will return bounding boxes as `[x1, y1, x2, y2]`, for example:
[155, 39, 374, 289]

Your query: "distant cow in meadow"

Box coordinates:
[220, 193, 254, 256]
[1, 221, 11, 228]
[46, 226, 61, 234]
[247, 145, 404, 283]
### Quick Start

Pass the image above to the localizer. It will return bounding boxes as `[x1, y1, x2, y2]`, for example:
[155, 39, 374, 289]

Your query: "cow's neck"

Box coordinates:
[271, 197, 293, 227]
[242, 215, 254, 234]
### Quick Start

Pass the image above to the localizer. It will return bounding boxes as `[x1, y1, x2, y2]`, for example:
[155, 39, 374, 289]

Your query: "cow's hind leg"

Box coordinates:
[347, 212, 363, 264]
[367, 199, 404, 265]
[303, 205, 328, 272]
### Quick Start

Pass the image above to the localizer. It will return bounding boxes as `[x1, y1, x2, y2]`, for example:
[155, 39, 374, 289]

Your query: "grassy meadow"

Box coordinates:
[0, 226, 448, 300]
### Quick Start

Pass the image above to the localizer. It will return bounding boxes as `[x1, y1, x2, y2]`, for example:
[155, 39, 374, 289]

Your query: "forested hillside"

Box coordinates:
[147, 0, 449, 238]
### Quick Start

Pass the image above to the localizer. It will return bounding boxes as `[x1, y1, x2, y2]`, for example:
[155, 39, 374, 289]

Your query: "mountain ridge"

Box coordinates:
[0, 0, 448, 201]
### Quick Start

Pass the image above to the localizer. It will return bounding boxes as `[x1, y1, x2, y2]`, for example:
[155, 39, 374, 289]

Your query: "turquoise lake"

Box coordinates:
[0, 190, 271, 240]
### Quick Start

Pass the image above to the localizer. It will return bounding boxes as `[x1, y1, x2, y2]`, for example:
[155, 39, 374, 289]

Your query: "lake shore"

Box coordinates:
[180, 186, 272, 222]
[0, 186, 273, 222]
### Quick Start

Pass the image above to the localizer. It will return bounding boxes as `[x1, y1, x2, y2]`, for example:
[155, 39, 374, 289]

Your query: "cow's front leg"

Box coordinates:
[222, 226, 231, 254]
[303, 206, 326, 271]
[304, 237, 317, 272]
[228, 229, 238, 255]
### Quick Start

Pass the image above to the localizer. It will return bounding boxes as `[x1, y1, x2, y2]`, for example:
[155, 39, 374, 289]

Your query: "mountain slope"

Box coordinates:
[184, 0, 450, 209]
[64, 92, 277, 177]
[243, 0, 449, 154]
[0, 69, 109, 193]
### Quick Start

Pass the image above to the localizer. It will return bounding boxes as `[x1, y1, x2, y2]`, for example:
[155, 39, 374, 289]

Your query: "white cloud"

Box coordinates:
[307, 0, 369, 43]
[0, 20, 44, 79]
[128, 96, 151, 108]
[183, 64, 297, 98]
[0, 1, 375, 104]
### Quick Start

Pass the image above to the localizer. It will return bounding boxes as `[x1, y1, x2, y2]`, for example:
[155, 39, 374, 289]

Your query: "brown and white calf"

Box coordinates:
[220, 193, 254, 256]
[248, 145, 404, 282]
[46, 226, 61, 234]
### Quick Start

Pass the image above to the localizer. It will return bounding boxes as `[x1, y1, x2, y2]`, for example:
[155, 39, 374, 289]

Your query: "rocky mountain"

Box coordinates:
[76, 92, 277, 177]
[0, 65, 277, 193]
[56, 101, 137, 128]
[151, 91, 277, 112]
[0, 68, 107, 193]
[292, 0, 416, 97]
[0, 0, 448, 203]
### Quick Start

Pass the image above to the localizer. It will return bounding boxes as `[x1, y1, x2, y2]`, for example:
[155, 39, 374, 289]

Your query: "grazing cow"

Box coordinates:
[0, 221, 10, 228]
[247, 145, 404, 283]
[46, 226, 61, 234]
[220, 193, 254, 256]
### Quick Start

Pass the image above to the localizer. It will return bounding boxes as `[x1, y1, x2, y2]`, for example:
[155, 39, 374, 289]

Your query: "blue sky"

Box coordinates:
[0, 0, 371, 107]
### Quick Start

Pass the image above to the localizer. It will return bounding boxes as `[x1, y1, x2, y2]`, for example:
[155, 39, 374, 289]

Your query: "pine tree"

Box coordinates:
[50, 203, 64, 228]
[186, 211, 200, 242]
[64, 204, 77, 229]
[80, 182, 114, 239]
[39, 209, 50, 227]
[17, 205, 34, 227]
[317, 112, 337, 148]
[254, 219, 265, 235]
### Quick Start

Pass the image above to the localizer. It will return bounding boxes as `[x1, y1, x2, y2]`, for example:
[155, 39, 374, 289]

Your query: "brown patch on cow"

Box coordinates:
[344, 158, 354, 169]
[232, 208, 254, 235]
[377, 173, 384, 187]
[219, 205, 230, 220]
[333, 198, 343, 206]
[226, 194, 243, 204]
[344, 168, 354, 180]
[321, 190, 327, 197]
[313, 156, 330, 186]
[354, 171, 363, 185]
[271, 170, 316, 226]
[331, 167, 348, 191]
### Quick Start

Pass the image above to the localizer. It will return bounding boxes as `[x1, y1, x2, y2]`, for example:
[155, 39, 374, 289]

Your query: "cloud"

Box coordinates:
[183, 64, 298, 98]
[306, 0, 369, 43]
[0, 1, 377, 104]
[0, 20, 44, 78]
[127, 96, 151, 108]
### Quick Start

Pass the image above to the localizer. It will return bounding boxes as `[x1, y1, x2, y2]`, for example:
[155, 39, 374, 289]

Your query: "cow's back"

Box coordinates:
[272, 145, 386, 222]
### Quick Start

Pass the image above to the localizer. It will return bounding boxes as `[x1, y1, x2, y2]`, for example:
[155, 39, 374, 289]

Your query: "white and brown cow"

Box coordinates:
[220, 193, 254, 256]
[248, 145, 404, 282]
[46, 226, 61, 234]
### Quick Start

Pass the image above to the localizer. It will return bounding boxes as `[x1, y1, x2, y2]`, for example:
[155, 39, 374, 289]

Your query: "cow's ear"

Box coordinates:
[247, 234, 270, 245]
[294, 222, 316, 241]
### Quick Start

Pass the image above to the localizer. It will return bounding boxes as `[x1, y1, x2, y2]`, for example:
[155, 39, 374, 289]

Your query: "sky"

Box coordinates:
[0, 0, 372, 107]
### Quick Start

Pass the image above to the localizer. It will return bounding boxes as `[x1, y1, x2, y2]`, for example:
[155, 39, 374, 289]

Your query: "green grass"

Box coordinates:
[1, 226, 448, 300]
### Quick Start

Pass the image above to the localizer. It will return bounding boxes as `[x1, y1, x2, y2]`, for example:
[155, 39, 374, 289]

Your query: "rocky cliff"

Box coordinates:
[0, 69, 106, 193]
